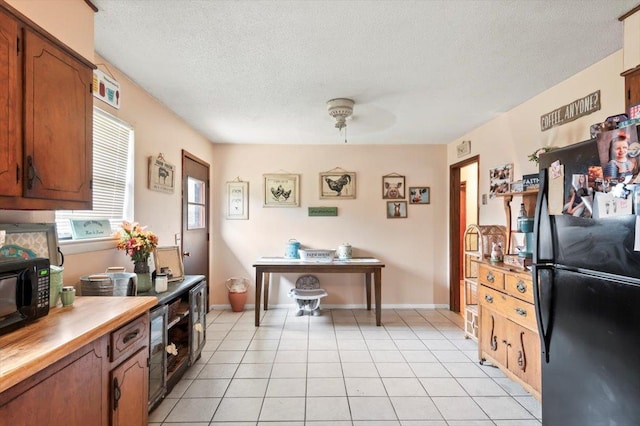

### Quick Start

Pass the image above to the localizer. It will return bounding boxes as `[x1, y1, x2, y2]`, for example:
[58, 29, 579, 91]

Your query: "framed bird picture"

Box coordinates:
[263, 173, 300, 207]
[319, 170, 356, 199]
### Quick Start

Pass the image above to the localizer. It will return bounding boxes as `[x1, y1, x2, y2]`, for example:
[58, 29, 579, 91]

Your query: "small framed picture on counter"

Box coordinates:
[154, 246, 184, 282]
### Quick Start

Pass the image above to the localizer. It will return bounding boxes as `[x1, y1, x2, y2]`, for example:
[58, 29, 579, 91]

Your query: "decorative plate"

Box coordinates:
[0, 244, 38, 259]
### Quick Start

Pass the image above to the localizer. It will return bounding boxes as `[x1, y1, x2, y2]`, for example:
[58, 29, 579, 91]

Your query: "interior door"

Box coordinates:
[181, 151, 210, 297]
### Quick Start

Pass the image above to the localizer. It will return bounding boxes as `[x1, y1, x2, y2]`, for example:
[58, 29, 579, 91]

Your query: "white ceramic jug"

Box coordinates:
[337, 243, 352, 260]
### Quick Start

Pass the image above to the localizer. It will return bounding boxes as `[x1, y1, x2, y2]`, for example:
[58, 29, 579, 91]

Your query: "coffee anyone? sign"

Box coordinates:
[540, 90, 601, 132]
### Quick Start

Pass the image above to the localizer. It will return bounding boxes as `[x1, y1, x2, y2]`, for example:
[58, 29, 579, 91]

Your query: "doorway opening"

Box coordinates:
[449, 155, 479, 313]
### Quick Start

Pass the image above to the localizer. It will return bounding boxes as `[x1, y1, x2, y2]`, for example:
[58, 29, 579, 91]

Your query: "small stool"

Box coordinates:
[288, 275, 327, 316]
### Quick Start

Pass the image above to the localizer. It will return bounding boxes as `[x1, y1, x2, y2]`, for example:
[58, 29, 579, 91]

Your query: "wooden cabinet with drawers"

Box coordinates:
[478, 261, 541, 399]
[0, 298, 154, 426]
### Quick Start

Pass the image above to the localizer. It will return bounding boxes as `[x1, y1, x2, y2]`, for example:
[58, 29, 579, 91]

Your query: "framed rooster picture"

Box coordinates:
[319, 171, 356, 199]
[263, 173, 300, 207]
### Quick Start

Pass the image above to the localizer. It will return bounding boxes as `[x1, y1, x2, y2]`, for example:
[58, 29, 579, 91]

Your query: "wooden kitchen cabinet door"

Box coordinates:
[479, 306, 507, 367]
[625, 67, 640, 112]
[0, 9, 20, 197]
[110, 348, 149, 426]
[507, 321, 541, 393]
[22, 28, 93, 206]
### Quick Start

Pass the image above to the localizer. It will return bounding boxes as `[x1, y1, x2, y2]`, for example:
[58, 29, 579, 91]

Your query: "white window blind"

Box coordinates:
[55, 107, 134, 240]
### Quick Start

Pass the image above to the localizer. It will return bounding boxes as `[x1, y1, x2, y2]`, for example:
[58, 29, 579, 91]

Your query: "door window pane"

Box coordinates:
[188, 177, 205, 204]
[188, 205, 205, 230]
[187, 177, 206, 230]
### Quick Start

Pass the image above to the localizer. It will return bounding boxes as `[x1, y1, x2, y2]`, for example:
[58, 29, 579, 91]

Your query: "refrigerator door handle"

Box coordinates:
[533, 168, 553, 264]
[532, 263, 553, 363]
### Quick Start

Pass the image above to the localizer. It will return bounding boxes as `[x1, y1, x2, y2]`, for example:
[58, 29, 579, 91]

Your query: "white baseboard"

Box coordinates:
[209, 303, 450, 311]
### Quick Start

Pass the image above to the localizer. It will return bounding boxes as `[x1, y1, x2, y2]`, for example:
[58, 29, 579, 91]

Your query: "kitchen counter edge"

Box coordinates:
[0, 296, 157, 394]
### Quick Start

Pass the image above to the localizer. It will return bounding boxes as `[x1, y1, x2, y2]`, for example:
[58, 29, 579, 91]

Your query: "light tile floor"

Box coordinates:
[149, 308, 542, 425]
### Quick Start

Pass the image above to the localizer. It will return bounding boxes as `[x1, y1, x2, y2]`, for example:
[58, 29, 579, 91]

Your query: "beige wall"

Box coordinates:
[447, 51, 627, 228]
[460, 162, 479, 228]
[5, 0, 93, 60]
[210, 144, 449, 308]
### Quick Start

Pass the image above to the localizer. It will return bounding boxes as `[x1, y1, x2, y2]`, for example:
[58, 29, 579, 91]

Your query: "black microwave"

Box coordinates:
[0, 257, 50, 335]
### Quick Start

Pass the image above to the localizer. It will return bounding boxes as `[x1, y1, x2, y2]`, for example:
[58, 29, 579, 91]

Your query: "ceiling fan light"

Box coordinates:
[327, 98, 354, 131]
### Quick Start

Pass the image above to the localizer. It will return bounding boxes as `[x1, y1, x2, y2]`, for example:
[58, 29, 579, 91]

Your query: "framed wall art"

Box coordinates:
[382, 173, 405, 199]
[148, 153, 175, 194]
[489, 163, 513, 198]
[263, 173, 300, 207]
[226, 179, 249, 220]
[319, 168, 356, 199]
[153, 246, 184, 282]
[386, 201, 408, 218]
[409, 187, 430, 204]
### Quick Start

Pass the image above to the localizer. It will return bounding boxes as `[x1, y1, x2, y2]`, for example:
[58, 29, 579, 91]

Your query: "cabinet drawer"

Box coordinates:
[479, 286, 537, 332]
[479, 285, 505, 310]
[505, 273, 534, 304]
[479, 265, 504, 290]
[110, 314, 149, 363]
[503, 294, 537, 332]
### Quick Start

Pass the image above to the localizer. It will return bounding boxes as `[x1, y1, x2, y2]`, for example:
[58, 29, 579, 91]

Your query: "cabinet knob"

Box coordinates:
[515, 307, 527, 316]
[484, 294, 494, 303]
[486, 272, 495, 283]
[516, 280, 527, 293]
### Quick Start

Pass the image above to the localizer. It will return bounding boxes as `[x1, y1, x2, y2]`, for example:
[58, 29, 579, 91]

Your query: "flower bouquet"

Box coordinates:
[115, 221, 158, 262]
[115, 221, 158, 292]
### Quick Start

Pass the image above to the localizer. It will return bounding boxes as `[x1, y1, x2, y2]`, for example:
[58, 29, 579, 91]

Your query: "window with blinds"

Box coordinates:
[55, 108, 134, 240]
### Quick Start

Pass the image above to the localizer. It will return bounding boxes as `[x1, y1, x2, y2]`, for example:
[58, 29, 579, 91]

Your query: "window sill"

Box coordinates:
[59, 237, 117, 255]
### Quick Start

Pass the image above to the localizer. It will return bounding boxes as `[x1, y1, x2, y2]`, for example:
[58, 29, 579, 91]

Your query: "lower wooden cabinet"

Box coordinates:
[0, 338, 106, 426]
[0, 313, 149, 426]
[478, 262, 541, 399]
[110, 348, 149, 426]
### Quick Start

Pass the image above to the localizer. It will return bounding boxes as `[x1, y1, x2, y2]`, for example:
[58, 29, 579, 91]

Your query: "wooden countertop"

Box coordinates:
[0, 296, 156, 394]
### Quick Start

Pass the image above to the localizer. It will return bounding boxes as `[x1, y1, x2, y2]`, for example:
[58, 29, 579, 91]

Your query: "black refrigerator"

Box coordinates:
[534, 138, 640, 425]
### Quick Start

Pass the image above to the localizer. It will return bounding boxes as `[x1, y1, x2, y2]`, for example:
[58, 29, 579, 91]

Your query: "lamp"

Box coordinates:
[327, 98, 354, 131]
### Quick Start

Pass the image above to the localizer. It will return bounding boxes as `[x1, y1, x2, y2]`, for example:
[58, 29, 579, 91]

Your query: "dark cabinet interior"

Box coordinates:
[147, 277, 207, 411]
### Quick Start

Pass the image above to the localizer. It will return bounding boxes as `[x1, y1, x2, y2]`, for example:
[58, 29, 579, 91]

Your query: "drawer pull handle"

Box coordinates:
[484, 294, 494, 303]
[490, 315, 498, 351]
[122, 329, 140, 344]
[515, 307, 527, 316]
[486, 272, 495, 283]
[516, 280, 527, 293]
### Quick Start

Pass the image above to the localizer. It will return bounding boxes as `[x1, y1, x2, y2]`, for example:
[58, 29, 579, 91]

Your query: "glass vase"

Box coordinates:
[134, 260, 152, 293]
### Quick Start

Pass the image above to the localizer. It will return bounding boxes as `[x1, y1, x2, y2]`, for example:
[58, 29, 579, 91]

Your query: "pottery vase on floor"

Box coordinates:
[228, 291, 247, 312]
[134, 260, 152, 293]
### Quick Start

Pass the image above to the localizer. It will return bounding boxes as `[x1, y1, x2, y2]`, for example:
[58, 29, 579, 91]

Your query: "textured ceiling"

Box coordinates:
[93, 0, 637, 145]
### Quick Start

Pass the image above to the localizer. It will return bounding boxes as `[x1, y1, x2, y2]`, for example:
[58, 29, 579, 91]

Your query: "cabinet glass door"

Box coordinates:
[148, 305, 167, 410]
[189, 280, 207, 365]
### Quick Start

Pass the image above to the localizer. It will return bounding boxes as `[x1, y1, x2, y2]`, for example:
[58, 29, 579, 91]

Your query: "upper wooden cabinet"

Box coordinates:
[624, 67, 640, 112]
[0, 9, 20, 198]
[0, 4, 95, 210]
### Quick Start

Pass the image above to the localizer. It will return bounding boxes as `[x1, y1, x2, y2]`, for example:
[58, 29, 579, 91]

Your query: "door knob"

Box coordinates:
[183, 251, 191, 257]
